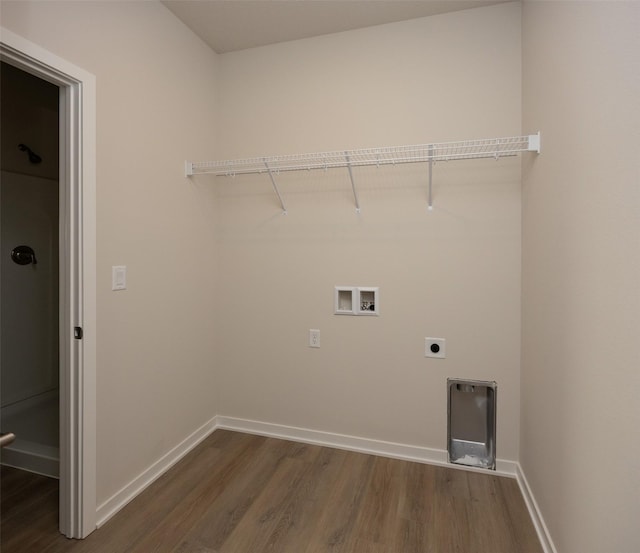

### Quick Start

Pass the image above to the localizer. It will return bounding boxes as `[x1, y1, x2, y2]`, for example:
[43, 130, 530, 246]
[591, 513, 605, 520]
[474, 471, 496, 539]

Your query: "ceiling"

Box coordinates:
[162, 0, 508, 54]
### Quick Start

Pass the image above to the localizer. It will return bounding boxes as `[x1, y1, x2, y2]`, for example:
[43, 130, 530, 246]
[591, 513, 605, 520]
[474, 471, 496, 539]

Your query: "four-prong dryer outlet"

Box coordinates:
[425, 337, 446, 359]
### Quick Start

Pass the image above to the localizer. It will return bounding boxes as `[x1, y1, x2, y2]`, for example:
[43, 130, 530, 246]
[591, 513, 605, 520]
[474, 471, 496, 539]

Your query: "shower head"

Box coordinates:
[18, 143, 42, 164]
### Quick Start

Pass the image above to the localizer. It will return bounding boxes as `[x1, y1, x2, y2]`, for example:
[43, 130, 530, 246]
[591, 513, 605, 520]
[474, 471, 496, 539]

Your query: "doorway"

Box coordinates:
[1, 61, 61, 481]
[0, 28, 97, 539]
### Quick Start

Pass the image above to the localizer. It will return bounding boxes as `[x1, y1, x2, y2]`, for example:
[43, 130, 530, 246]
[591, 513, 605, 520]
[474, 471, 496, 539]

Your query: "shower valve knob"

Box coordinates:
[11, 245, 37, 265]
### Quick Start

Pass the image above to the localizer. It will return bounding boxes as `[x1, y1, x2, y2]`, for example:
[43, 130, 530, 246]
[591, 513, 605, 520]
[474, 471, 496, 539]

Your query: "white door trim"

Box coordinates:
[0, 27, 97, 538]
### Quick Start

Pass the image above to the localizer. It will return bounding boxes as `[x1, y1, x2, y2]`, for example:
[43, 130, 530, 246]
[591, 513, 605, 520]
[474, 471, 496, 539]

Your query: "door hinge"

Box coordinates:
[74, 326, 83, 340]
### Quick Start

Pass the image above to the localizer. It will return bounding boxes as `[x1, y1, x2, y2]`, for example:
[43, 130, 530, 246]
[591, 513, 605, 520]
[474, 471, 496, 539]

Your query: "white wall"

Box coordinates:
[521, 2, 640, 552]
[214, 2, 523, 460]
[0, 1, 220, 505]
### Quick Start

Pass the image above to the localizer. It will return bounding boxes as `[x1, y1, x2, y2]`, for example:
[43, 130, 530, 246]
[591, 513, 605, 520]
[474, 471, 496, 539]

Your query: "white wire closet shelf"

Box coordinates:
[185, 133, 540, 213]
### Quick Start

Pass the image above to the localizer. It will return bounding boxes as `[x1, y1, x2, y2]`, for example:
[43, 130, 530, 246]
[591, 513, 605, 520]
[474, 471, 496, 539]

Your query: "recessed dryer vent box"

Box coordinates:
[447, 378, 497, 470]
[334, 287, 379, 316]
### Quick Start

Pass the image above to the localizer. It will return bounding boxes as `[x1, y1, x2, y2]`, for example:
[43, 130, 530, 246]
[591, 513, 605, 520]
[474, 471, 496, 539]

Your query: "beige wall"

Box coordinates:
[1, 1, 220, 504]
[214, 2, 523, 460]
[521, 2, 640, 552]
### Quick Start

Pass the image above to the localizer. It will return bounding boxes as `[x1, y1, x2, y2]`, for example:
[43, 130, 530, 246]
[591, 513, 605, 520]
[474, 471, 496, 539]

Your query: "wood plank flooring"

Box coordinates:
[1, 430, 543, 553]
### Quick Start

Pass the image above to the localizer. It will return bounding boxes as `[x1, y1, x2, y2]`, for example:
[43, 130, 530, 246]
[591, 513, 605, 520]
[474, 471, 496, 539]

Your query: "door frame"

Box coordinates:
[0, 28, 97, 538]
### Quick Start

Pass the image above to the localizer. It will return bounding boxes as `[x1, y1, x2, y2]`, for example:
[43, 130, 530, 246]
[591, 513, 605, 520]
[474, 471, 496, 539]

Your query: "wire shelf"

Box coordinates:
[186, 134, 540, 177]
[185, 133, 540, 213]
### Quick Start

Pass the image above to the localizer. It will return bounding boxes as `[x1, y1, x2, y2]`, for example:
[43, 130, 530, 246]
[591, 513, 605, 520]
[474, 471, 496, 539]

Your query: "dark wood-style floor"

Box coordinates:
[1, 430, 543, 553]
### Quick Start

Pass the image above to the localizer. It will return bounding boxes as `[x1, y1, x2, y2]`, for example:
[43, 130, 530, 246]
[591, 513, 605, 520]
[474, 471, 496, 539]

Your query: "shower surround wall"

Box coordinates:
[0, 63, 60, 476]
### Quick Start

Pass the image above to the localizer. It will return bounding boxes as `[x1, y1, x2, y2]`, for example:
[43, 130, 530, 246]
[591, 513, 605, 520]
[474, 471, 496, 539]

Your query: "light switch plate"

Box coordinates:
[112, 265, 126, 291]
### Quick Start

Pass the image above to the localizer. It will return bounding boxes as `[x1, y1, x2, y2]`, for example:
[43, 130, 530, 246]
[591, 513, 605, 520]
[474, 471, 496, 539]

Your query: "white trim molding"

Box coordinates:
[215, 416, 518, 477]
[516, 464, 558, 553]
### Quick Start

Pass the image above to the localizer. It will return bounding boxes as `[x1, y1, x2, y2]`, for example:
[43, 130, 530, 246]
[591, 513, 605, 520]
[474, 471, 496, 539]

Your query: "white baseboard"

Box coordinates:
[215, 415, 518, 478]
[95, 416, 217, 528]
[516, 463, 557, 553]
[95, 414, 519, 529]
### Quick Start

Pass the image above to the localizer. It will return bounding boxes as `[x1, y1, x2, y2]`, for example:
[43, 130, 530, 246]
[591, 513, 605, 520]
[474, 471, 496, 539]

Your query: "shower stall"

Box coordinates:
[1, 170, 60, 477]
[1, 62, 60, 478]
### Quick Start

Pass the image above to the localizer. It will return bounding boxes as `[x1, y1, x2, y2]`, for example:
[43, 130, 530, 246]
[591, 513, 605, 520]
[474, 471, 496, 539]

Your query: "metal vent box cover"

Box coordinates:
[447, 378, 497, 470]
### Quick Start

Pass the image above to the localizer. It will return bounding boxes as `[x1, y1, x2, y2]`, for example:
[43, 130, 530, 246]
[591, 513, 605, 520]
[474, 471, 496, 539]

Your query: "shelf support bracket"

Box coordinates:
[428, 144, 434, 211]
[527, 132, 541, 153]
[264, 160, 287, 215]
[345, 152, 361, 213]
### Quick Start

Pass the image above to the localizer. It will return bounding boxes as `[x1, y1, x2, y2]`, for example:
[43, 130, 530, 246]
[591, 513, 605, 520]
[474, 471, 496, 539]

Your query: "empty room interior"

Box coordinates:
[0, 1, 638, 552]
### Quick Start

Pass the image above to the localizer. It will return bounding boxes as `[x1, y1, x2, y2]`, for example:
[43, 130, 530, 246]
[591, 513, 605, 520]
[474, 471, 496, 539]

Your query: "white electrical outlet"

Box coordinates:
[425, 337, 446, 359]
[309, 329, 320, 348]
